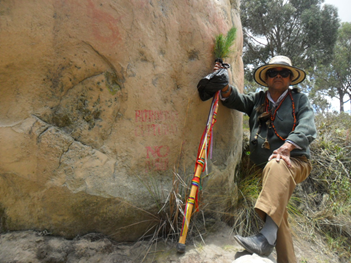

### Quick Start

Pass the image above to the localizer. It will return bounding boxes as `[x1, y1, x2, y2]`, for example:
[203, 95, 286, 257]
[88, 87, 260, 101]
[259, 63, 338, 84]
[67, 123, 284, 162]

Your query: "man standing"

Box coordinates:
[200, 56, 317, 262]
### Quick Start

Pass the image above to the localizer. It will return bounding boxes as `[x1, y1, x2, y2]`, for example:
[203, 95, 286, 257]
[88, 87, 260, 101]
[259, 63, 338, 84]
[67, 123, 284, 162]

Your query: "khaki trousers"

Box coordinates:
[255, 156, 311, 263]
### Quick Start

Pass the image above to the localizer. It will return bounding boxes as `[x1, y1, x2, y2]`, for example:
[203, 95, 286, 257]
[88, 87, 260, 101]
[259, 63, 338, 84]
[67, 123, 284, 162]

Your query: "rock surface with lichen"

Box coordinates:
[0, 0, 243, 241]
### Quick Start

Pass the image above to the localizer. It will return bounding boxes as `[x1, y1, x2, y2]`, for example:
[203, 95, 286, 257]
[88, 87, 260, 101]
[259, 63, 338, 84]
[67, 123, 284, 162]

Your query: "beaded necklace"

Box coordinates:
[265, 90, 296, 141]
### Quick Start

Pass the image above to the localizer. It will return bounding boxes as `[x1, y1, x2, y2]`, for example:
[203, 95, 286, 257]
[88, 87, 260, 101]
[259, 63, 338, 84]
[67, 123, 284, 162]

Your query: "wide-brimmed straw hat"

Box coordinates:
[253, 55, 306, 87]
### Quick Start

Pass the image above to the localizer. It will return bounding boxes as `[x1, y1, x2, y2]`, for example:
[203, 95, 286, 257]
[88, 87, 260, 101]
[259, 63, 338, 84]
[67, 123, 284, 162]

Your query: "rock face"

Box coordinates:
[0, 0, 243, 241]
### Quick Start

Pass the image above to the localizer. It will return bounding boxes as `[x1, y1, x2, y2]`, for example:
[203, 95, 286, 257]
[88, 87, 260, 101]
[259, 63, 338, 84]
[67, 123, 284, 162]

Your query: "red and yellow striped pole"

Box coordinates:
[177, 91, 220, 253]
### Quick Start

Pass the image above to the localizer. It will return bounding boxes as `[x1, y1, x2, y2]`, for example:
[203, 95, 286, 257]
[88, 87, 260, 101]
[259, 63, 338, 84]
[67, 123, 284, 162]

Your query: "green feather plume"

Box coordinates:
[214, 27, 237, 59]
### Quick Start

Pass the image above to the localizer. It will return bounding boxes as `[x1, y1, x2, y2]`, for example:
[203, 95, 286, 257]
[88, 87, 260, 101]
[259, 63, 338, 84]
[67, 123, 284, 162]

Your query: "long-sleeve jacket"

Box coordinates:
[222, 86, 317, 166]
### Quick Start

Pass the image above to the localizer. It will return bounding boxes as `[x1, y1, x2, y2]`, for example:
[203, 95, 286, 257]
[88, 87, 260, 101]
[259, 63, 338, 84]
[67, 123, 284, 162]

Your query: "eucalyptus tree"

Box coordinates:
[313, 22, 351, 112]
[241, 0, 340, 81]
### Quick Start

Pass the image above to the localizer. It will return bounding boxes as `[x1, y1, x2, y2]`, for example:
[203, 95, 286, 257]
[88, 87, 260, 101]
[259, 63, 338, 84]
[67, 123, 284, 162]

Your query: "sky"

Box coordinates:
[323, 0, 351, 23]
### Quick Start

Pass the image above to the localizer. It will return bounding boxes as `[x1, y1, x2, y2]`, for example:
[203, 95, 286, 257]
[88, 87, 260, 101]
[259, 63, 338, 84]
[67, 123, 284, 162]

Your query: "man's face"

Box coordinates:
[265, 67, 292, 92]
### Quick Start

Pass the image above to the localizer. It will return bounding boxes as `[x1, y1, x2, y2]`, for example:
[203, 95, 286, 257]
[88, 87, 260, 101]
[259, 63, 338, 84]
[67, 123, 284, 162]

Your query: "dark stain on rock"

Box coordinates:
[52, 113, 72, 128]
[139, 50, 148, 62]
[104, 71, 122, 95]
[126, 63, 136, 77]
[152, 77, 158, 87]
[77, 96, 100, 130]
[188, 49, 199, 61]
[0, 205, 7, 233]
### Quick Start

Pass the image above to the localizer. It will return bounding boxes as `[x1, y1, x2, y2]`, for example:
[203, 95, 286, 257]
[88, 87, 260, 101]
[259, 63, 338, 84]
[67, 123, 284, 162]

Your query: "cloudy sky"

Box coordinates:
[323, 0, 351, 22]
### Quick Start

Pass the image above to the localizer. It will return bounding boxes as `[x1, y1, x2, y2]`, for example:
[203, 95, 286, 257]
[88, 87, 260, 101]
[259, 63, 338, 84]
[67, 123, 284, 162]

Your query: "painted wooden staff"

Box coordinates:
[177, 90, 220, 253]
[177, 27, 236, 253]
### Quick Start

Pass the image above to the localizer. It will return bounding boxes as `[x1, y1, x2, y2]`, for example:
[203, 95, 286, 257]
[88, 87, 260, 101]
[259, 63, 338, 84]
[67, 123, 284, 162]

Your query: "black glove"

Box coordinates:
[197, 68, 229, 101]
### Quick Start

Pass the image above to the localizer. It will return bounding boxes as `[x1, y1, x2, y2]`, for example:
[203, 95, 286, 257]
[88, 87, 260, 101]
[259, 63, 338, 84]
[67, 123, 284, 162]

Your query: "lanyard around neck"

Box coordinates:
[265, 90, 297, 141]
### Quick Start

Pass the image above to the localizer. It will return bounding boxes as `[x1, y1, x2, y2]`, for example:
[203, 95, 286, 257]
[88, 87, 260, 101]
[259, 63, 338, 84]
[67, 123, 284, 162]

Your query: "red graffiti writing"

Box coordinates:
[145, 145, 170, 172]
[145, 158, 169, 172]
[146, 145, 170, 159]
[135, 109, 179, 137]
[135, 110, 178, 123]
[135, 123, 178, 137]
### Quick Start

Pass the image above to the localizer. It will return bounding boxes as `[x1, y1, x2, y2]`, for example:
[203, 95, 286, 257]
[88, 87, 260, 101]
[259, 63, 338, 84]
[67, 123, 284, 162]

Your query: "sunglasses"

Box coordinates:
[266, 69, 292, 78]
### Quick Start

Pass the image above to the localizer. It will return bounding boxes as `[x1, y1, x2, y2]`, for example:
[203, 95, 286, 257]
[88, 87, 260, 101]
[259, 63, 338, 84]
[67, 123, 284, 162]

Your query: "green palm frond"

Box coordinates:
[214, 27, 237, 59]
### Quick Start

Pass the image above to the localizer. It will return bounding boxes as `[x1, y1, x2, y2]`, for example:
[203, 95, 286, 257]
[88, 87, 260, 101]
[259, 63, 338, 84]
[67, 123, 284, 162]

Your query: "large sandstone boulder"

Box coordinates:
[0, 0, 243, 241]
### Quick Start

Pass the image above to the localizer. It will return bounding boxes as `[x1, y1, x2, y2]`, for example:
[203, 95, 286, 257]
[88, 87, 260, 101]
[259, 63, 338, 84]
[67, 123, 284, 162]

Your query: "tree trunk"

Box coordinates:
[339, 97, 344, 112]
[339, 89, 345, 112]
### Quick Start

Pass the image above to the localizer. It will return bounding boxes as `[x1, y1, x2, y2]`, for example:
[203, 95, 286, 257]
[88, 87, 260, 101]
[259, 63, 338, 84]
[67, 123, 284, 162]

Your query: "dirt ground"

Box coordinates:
[0, 222, 339, 263]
